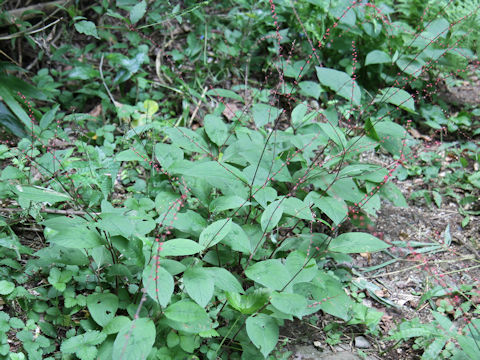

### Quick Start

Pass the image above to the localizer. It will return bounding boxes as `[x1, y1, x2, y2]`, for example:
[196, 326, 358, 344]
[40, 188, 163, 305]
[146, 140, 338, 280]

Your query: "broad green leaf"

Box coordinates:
[39, 104, 59, 129]
[74, 21, 100, 39]
[282, 197, 314, 221]
[417, 285, 451, 306]
[154, 144, 183, 171]
[318, 122, 347, 147]
[321, 290, 357, 321]
[457, 333, 480, 360]
[306, 173, 364, 203]
[0, 311, 10, 331]
[298, 81, 323, 99]
[423, 18, 450, 40]
[253, 187, 277, 208]
[316, 67, 361, 105]
[116, 149, 146, 161]
[271, 292, 308, 318]
[157, 259, 186, 276]
[291, 103, 307, 127]
[143, 262, 173, 307]
[183, 268, 214, 307]
[45, 227, 103, 249]
[380, 181, 408, 207]
[0, 73, 47, 101]
[396, 56, 424, 78]
[341, 163, 385, 181]
[223, 222, 251, 253]
[159, 210, 207, 237]
[113, 318, 155, 360]
[48, 267, 72, 292]
[184, 174, 214, 204]
[375, 87, 415, 113]
[306, 193, 348, 226]
[113, 49, 148, 83]
[130, 1, 147, 24]
[295, 273, 354, 320]
[103, 316, 131, 335]
[329, 232, 390, 253]
[0, 101, 26, 138]
[204, 267, 244, 293]
[374, 120, 410, 156]
[33, 245, 89, 266]
[68, 64, 99, 80]
[199, 218, 232, 248]
[245, 259, 290, 290]
[167, 331, 180, 348]
[61, 330, 106, 360]
[285, 251, 318, 285]
[0, 85, 32, 130]
[86, 293, 118, 327]
[209, 195, 249, 213]
[9, 317, 23, 329]
[164, 300, 212, 333]
[155, 190, 180, 214]
[96, 213, 155, 238]
[246, 314, 278, 358]
[348, 302, 383, 331]
[261, 200, 284, 232]
[207, 88, 243, 101]
[291, 107, 319, 128]
[226, 289, 270, 314]
[252, 103, 282, 127]
[161, 238, 204, 256]
[0, 280, 14, 295]
[204, 114, 228, 146]
[143, 99, 158, 116]
[365, 50, 391, 65]
[223, 135, 262, 165]
[468, 171, 480, 188]
[331, 0, 356, 26]
[13, 185, 70, 204]
[364, 117, 380, 141]
[164, 127, 209, 153]
[176, 160, 247, 186]
[282, 60, 311, 78]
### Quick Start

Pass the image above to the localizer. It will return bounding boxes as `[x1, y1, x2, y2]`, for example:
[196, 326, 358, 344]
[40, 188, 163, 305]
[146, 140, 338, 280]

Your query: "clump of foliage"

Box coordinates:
[0, 0, 479, 359]
[389, 283, 480, 359]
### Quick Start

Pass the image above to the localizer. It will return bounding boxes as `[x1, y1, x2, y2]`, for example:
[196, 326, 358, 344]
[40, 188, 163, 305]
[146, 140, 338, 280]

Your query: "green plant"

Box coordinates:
[0, 62, 49, 138]
[0, 0, 479, 359]
[2, 95, 400, 357]
[388, 282, 480, 359]
[389, 312, 480, 359]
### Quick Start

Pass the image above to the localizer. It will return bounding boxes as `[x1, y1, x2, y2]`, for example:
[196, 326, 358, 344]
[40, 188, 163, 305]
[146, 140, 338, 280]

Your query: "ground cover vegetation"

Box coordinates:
[0, 0, 479, 359]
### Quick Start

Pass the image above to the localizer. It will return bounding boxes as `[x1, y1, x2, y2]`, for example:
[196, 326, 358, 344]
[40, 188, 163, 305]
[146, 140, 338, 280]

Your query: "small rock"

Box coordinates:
[309, 100, 320, 110]
[354, 336, 371, 349]
[292, 345, 323, 360]
[320, 351, 361, 360]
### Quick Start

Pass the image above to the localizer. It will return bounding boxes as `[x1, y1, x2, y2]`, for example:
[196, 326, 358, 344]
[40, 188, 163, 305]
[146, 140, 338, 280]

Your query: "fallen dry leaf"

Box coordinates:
[359, 252, 371, 264]
[89, 103, 102, 117]
[222, 102, 241, 120]
[374, 289, 387, 297]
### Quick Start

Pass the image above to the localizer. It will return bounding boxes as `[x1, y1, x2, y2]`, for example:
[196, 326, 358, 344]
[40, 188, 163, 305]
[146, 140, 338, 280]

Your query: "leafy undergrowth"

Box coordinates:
[0, 0, 479, 359]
